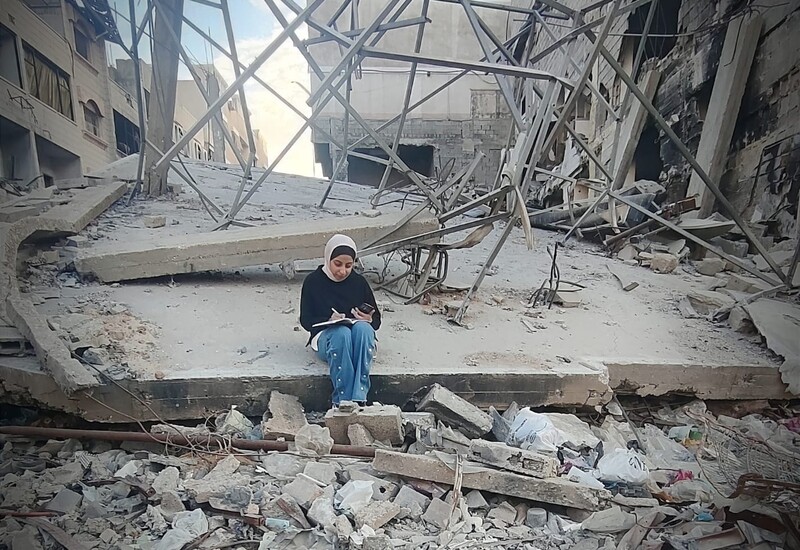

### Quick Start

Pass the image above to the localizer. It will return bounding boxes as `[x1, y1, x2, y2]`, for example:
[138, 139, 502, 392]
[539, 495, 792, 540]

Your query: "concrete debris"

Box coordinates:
[262, 391, 308, 438]
[697, 256, 727, 276]
[0, 389, 797, 550]
[469, 439, 559, 478]
[348, 423, 376, 447]
[325, 404, 404, 445]
[294, 424, 334, 456]
[143, 215, 167, 228]
[649, 253, 679, 274]
[417, 383, 493, 438]
[745, 299, 800, 393]
[687, 290, 735, 315]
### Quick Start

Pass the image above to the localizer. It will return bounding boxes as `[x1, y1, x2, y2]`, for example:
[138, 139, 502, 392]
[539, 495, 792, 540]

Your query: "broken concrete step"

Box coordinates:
[0, 325, 33, 356]
[372, 449, 607, 510]
[325, 404, 403, 445]
[468, 439, 559, 479]
[417, 383, 492, 438]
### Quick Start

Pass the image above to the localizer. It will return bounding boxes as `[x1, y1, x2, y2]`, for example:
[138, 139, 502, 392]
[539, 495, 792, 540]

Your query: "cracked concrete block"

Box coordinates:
[282, 477, 323, 510]
[347, 423, 375, 447]
[303, 462, 337, 485]
[143, 215, 166, 228]
[650, 253, 679, 274]
[307, 496, 337, 528]
[487, 501, 517, 524]
[262, 391, 308, 438]
[44, 487, 82, 514]
[152, 466, 180, 495]
[373, 450, 607, 510]
[687, 290, 735, 315]
[354, 500, 401, 530]
[728, 306, 755, 334]
[468, 439, 559, 479]
[417, 384, 492, 438]
[697, 257, 726, 276]
[464, 490, 488, 510]
[325, 404, 403, 445]
[349, 469, 399, 501]
[422, 497, 457, 530]
[393, 485, 430, 519]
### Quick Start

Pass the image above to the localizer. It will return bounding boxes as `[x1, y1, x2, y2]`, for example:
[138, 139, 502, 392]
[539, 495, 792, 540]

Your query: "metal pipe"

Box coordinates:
[0, 426, 376, 458]
[128, 0, 148, 198]
[372, 0, 431, 208]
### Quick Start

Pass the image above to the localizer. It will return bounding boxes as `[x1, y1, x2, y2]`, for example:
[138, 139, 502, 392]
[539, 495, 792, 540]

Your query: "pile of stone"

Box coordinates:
[0, 389, 796, 549]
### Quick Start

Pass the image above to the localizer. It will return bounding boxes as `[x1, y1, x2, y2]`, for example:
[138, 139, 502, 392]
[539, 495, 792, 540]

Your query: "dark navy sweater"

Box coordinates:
[299, 266, 381, 343]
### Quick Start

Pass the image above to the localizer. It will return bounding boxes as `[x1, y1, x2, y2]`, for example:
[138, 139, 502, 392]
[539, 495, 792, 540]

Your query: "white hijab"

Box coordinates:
[322, 234, 357, 282]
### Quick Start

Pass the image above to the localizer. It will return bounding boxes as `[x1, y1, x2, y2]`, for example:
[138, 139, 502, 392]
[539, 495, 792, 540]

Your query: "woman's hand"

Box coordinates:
[330, 311, 346, 321]
[351, 308, 373, 322]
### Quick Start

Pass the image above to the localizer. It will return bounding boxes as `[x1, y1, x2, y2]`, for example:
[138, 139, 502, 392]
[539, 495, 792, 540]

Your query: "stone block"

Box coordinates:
[728, 306, 755, 334]
[710, 236, 749, 258]
[354, 500, 401, 530]
[303, 462, 337, 485]
[393, 485, 430, 519]
[373, 450, 606, 510]
[143, 215, 166, 228]
[697, 257, 726, 276]
[262, 391, 308, 438]
[282, 477, 323, 510]
[45, 487, 83, 514]
[649, 253, 679, 274]
[363, 535, 393, 550]
[416, 383, 492, 438]
[325, 404, 403, 445]
[349, 469, 399, 501]
[687, 290, 735, 315]
[487, 501, 517, 524]
[464, 490, 488, 510]
[66, 235, 90, 248]
[333, 515, 353, 539]
[348, 423, 375, 447]
[401, 412, 436, 436]
[422, 497, 457, 530]
[468, 439, 559, 479]
[307, 496, 337, 528]
[726, 273, 774, 294]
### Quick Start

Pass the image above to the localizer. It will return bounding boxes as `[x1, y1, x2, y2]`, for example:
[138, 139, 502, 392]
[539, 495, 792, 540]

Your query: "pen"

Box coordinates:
[331, 308, 340, 315]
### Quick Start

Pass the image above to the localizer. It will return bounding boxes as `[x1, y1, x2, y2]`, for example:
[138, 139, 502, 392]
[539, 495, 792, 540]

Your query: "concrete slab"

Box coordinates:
[686, 14, 762, 217]
[0, 183, 126, 393]
[606, 359, 791, 400]
[75, 211, 438, 282]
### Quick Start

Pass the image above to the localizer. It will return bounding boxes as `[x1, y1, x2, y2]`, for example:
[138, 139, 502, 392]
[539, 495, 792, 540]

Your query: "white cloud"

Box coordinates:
[215, 24, 316, 176]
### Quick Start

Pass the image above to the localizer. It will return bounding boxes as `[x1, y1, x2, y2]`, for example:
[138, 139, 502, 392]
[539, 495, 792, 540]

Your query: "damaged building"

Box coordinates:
[1, 0, 800, 548]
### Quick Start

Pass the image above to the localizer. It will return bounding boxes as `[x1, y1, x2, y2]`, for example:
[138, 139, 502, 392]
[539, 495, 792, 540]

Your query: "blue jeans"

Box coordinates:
[317, 323, 376, 404]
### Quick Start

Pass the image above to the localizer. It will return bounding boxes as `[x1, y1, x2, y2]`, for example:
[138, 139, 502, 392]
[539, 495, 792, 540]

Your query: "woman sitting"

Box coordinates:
[300, 234, 381, 406]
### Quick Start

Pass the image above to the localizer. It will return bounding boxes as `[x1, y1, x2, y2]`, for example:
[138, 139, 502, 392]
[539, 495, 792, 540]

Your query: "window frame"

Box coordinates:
[22, 42, 74, 120]
[83, 100, 101, 136]
[73, 25, 91, 63]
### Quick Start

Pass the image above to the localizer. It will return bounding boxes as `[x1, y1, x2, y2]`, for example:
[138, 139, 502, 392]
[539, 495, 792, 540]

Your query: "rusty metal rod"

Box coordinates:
[0, 426, 376, 458]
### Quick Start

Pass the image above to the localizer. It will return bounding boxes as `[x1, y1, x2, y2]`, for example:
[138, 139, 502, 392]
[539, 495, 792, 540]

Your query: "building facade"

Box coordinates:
[307, 0, 522, 189]
[0, 0, 267, 192]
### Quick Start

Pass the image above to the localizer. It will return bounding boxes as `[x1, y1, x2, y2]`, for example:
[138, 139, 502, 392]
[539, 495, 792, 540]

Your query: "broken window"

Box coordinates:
[22, 43, 73, 119]
[113, 109, 139, 155]
[73, 25, 91, 62]
[625, 0, 681, 76]
[192, 140, 203, 160]
[0, 24, 21, 88]
[83, 100, 101, 136]
[206, 143, 214, 161]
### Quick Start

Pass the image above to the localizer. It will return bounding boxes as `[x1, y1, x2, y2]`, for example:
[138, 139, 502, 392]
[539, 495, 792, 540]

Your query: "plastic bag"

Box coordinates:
[295, 424, 333, 456]
[505, 408, 563, 452]
[596, 448, 649, 484]
[335, 480, 374, 513]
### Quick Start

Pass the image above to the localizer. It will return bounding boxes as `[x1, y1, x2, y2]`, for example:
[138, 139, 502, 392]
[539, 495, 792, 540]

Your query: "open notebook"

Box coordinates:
[312, 318, 370, 329]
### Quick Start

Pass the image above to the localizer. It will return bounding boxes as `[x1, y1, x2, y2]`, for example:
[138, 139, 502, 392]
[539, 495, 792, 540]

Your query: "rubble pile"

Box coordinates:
[1, 390, 798, 549]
